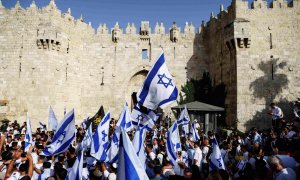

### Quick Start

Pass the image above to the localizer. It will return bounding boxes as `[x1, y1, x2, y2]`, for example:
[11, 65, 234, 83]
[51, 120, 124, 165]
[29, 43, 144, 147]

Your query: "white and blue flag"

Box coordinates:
[81, 117, 89, 130]
[116, 102, 132, 132]
[91, 112, 111, 161]
[131, 104, 159, 131]
[66, 151, 83, 180]
[106, 103, 132, 163]
[80, 124, 93, 150]
[210, 138, 225, 170]
[39, 121, 47, 131]
[137, 52, 178, 110]
[117, 128, 149, 180]
[24, 113, 33, 152]
[132, 126, 147, 169]
[177, 106, 190, 125]
[190, 121, 200, 142]
[41, 109, 76, 156]
[166, 122, 181, 174]
[48, 106, 58, 131]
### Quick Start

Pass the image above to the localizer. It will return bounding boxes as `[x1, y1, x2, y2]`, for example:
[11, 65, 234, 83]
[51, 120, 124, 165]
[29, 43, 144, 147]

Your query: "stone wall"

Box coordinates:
[0, 0, 206, 129]
[203, 0, 300, 131]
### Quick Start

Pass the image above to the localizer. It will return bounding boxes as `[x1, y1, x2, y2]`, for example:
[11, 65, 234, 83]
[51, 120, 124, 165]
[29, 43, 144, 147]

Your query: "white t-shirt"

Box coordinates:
[193, 147, 202, 168]
[202, 146, 209, 164]
[149, 151, 156, 161]
[275, 168, 296, 180]
[33, 163, 43, 180]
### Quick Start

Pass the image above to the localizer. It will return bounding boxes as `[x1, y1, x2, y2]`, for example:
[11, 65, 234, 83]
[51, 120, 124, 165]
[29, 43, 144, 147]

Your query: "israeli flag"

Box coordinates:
[210, 138, 225, 170]
[190, 122, 200, 142]
[39, 122, 47, 131]
[137, 52, 178, 110]
[116, 102, 132, 132]
[106, 132, 120, 163]
[132, 126, 147, 169]
[81, 117, 89, 130]
[177, 106, 190, 125]
[66, 151, 83, 180]
[117, 128, 149, 180]
[41, 109, 76, 156]
[81, 124, 93, 150]
[91, 112, 111, 161]
[24, 113, 33, 152]
[166, 122, 181, 174]
[131, 104, 159, 131]
[106, 104, 132, 163]
[48, 106, 58, 131]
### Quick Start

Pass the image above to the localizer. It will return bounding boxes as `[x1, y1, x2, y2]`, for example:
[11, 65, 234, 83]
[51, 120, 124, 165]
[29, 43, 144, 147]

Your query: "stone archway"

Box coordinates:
[125, 70, 148, 109]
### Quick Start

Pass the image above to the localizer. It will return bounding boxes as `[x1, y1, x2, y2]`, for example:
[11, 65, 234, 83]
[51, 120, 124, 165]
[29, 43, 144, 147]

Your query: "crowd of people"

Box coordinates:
[0, 102, 299, 180]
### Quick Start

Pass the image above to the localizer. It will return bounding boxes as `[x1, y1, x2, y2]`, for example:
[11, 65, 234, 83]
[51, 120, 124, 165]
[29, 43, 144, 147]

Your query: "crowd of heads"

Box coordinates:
[0, 102, 300, 180]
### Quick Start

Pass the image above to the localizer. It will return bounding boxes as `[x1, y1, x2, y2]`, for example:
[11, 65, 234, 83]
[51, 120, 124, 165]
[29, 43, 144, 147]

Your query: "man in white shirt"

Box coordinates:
[193, 141, 202, 170]
[269, 103, 283, 131]
[267, 156, 296, 180]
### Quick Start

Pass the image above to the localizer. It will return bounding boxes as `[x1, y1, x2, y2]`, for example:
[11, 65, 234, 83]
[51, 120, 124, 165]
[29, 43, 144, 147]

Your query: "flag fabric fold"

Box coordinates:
[41, 109, 76, 156]
[66, 151, 83, 180]
[166, 122, 181, 174]
[106, 103, 132, 163]
[132, 126, 147, 169]
[117, 128, 149, 180]
[48, 106, 58, 131]
[137, 52, 178, 110]
[24, 113, 33, 152]
[190, 121, 200, 142]
[91, 112, 111, 161]
[210, 138, 226, 170]
[80, 124, 93, 151]
[131, 104, 158, 131]
[177, 106, 190, 125]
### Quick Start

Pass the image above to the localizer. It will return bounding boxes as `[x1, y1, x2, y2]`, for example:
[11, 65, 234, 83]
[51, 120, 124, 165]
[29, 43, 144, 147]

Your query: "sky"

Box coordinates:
[1, 0, 277, 30]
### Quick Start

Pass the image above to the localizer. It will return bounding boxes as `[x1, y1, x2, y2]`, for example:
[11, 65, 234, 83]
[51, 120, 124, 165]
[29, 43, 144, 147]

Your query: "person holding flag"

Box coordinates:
[41, 109, 76, 156]
[24, 113, 33, 152]
[210, 137, 226, 171]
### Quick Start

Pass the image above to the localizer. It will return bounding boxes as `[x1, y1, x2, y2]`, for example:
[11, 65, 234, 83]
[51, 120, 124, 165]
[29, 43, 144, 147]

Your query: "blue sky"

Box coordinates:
[1, 0, 275, 30]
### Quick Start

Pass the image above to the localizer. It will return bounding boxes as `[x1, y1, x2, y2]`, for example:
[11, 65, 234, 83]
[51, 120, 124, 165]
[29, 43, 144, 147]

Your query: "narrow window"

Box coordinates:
[142, 49, 149, 60]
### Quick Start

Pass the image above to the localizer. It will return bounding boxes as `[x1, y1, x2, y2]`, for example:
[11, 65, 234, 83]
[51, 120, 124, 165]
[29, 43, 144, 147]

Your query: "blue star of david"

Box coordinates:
[216, 157, 223, 167]
[137, 114, 145, 122]
[102, 130, 107, 141]
[57, 131, 66, 144]
[157, 73, 173, 88]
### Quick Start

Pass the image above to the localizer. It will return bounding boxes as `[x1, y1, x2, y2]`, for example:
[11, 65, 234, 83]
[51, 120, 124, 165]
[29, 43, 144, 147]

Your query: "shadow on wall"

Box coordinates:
[186, 33, 207, 80]
[245, 58, 290, 130]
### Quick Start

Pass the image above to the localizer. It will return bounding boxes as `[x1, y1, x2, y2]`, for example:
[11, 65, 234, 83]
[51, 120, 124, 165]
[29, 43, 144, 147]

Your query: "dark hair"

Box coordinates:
[68, 146, 75, 154]
[19, 162, 29, 172]
[43, 161, 51, 169]
[57, 168, 68, 179]
[153, 165, 161, 174]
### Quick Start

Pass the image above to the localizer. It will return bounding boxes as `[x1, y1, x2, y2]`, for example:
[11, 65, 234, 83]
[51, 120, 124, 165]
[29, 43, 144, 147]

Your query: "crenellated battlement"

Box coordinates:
[0, 0, 200, 39]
